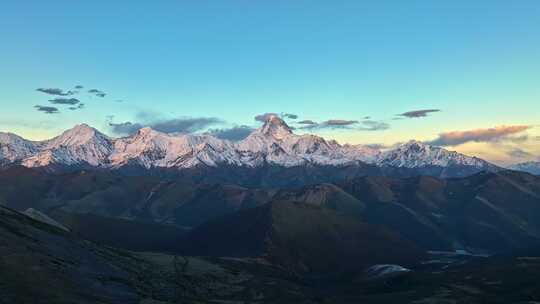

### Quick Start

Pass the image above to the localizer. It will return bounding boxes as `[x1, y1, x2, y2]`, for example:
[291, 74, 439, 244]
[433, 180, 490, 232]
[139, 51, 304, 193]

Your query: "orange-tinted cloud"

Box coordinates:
[428, 125, 530, 146]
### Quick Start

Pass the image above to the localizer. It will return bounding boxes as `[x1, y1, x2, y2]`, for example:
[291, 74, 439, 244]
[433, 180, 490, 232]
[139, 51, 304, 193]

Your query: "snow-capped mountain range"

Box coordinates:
[0, 115, 499, 175]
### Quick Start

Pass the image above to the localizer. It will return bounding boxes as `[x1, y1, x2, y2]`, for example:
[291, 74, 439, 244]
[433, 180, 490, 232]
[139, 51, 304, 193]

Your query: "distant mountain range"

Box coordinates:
[0, 116, 504, 183]
[509, 161, 540, 175]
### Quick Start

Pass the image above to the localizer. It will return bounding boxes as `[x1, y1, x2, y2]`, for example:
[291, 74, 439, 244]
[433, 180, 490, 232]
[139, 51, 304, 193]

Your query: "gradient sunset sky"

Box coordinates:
[1, 1, 539, 166]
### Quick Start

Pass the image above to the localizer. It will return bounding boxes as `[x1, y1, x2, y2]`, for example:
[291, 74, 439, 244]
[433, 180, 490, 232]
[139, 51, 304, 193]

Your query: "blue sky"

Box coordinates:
[0, 1, 539, 164]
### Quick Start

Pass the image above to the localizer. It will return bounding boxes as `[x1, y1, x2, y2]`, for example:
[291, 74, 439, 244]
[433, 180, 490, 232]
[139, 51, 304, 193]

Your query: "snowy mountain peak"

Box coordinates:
[73, 123, 93, 130]
[69, 123, 96, 135]
[0, 132, 31, 145]
[137, 127, 156, 136]
[257, 115, 293, 140]
[47, 123, 109, 148]
[399, 140, 429, 150]
[376, 139, 495, 170]
[19, 124, 114, 168]
[0, 132, 40, 163]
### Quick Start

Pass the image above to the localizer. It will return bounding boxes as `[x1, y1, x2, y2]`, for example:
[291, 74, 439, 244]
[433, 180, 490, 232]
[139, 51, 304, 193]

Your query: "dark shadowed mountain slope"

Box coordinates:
[0, 206, 156, 303]
[4, 204, 540, 303]
[183, 200, 425, 275]
[0, 167, 271, 227]
[272, 183, 366, 216]
[0, 206, 316, 303]
[48, 210, 189, 252]
[339, 171, 540, 253]
[1, 166, 539, 256]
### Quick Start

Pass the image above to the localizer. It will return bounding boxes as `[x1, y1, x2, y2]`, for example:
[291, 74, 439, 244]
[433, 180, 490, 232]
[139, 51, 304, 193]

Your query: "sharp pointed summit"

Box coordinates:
[258, 115, 293, 140]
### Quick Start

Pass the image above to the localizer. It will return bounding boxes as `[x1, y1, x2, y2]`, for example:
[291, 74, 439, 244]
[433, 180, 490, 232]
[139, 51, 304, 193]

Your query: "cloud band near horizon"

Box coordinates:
[428, 125, 531, 146]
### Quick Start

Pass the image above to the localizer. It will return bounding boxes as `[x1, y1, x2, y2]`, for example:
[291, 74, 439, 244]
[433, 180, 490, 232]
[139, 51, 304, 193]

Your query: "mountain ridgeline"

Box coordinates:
[1, 167, 540, 260]
[509, 161, 540, 175]
[0, 116, 504, 187]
